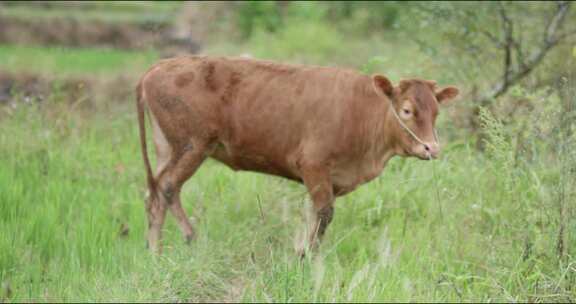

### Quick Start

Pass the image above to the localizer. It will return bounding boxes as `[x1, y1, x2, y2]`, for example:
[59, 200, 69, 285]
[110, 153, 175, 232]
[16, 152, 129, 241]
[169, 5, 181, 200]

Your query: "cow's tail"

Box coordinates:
[136, 81, 157, 200]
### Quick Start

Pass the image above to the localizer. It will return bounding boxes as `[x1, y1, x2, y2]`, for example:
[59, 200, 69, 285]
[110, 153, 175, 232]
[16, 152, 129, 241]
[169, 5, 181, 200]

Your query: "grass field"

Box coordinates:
[1, 15, 575, 301]
[1, 87, 574, 302]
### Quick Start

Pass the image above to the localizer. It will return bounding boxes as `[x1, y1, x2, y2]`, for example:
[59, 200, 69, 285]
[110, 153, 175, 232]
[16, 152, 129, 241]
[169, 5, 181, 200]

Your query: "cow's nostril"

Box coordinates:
[424, 145, 430, 151]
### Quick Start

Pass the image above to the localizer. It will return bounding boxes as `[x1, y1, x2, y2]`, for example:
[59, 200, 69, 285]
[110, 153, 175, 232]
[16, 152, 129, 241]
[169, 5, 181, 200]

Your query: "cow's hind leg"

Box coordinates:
[154, 141, 208, 248]
[146, 192, 167, 254]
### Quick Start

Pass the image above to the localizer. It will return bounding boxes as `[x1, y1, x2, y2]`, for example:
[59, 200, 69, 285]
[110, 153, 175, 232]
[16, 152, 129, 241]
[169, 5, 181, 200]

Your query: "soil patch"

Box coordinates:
[0, 72, 136, 106]
[0, 16, 200, 55]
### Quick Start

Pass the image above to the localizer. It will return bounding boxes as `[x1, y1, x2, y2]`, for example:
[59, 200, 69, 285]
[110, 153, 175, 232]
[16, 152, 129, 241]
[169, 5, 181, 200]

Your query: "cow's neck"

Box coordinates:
[364, 96, 403, 163]
[340, 78, 406, 170]
[336, 100, 399, 189]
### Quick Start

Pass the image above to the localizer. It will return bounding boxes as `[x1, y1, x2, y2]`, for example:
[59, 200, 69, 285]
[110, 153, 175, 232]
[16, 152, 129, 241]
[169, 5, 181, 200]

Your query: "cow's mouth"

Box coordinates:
[401, 147, 435, 160]
[418, 151, 439, 160]
[411, 150, 436, 161]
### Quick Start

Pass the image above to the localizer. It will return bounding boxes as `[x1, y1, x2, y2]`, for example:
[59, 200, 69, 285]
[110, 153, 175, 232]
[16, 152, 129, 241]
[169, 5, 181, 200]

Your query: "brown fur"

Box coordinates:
[136, 55, 459, 254]
[174, 71, 195, 88]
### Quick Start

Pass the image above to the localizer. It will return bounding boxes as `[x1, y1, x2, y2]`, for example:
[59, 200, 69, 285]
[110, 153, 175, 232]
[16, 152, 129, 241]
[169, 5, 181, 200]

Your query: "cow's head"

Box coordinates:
[372, 75, 459, 160]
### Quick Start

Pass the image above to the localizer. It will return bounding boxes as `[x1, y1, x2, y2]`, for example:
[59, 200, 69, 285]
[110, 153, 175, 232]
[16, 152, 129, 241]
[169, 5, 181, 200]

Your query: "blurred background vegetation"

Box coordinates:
[0, 1, 575, 302]
[1, 1, 574, 140]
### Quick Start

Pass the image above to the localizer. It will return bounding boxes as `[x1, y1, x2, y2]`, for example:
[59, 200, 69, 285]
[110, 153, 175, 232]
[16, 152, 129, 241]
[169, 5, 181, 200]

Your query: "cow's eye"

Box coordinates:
[402, 108, 412, 116]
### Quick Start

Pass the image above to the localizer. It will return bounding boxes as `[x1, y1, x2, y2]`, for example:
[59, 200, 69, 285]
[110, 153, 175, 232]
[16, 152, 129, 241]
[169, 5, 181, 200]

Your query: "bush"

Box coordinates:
[236, 1, 283, 39]
[247, 20, 344, 64]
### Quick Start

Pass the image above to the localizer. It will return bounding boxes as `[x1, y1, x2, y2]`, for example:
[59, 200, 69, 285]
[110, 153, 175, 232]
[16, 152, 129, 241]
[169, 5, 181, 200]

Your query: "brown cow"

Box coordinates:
[136, 55, 459, 254]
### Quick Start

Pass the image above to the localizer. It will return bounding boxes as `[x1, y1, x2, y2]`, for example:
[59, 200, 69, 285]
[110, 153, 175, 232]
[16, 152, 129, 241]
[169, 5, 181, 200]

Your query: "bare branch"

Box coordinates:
[498, 2, 514, 93]
[511, 38, 527, 70]
[545, 1, 571, 45]
[481, 1, 572, 103]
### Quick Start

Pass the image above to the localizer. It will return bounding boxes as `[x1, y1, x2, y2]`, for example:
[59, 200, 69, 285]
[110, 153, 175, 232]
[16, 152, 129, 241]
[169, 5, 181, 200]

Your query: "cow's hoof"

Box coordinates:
[296, 247, 307, 260]
[185, 233, 196, 245]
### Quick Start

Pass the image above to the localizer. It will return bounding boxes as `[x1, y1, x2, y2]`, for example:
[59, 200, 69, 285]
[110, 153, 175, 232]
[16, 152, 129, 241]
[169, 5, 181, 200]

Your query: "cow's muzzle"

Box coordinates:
[414, 142, 439, 160]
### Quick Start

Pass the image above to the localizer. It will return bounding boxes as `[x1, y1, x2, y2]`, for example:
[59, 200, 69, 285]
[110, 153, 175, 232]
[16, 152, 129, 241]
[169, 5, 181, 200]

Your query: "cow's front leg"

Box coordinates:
[298, 165, 334, 257]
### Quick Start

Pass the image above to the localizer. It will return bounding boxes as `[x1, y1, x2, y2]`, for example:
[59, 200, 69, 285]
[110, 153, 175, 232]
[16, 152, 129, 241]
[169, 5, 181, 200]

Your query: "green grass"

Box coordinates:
[0, 96, 574, 302]
[0, 45, 158, 78]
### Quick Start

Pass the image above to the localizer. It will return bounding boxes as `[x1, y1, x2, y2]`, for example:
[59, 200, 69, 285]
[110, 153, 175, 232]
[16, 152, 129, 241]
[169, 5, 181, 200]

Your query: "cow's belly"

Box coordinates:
[209, 144, 303, 183]
[208, 141, 390, 195]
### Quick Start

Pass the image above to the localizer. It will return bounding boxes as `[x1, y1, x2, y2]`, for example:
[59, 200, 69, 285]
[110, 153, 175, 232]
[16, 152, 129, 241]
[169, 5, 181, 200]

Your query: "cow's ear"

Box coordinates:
[372, 74, 394, 97]
[436, 86, 459, 104]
